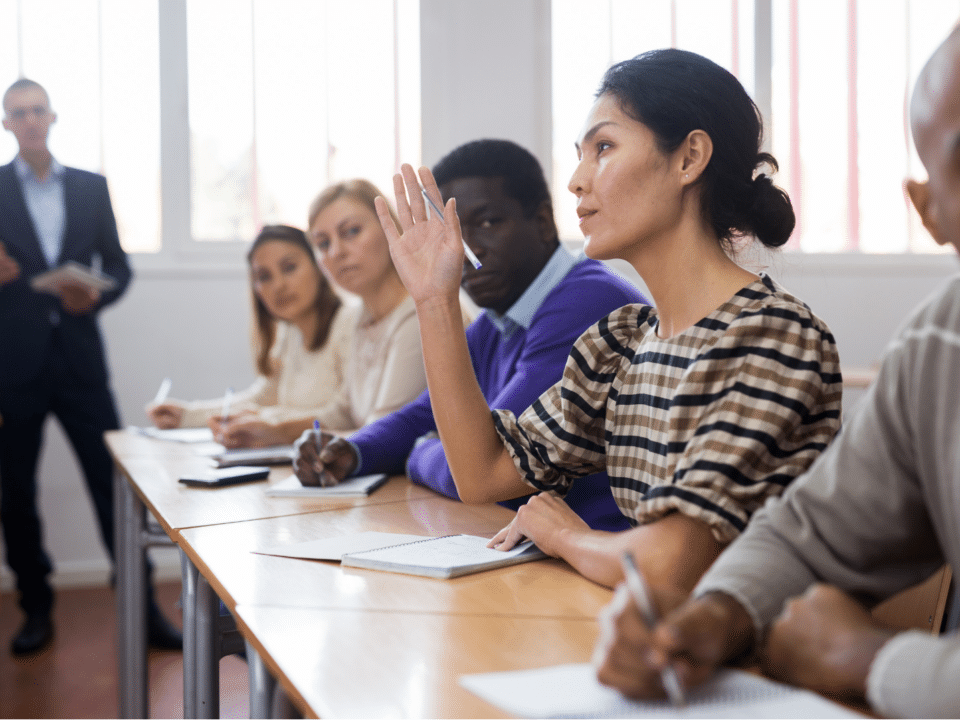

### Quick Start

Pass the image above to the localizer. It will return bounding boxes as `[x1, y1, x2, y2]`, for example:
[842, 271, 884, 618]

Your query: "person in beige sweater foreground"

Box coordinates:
[593, 23, 960, 719]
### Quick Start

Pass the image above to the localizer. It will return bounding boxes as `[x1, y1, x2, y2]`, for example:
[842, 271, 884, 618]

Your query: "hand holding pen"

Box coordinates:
[619, 552, 686, 707]
[593, 552, 690, 704]
[213, 386, 233, 444]
[375, 164, 474, 309]
[146, 377, 183, 429]
[292, 422, 357, 487]
[420, 187, 482, 269]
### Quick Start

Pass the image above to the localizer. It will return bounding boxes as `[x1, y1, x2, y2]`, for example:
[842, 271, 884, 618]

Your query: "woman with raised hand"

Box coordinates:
[376, 48, 842, 591]
[147, 224, 355, 448]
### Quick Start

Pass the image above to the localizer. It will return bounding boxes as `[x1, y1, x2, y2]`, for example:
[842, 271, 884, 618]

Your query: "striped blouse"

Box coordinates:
[492, 275, 843, 544]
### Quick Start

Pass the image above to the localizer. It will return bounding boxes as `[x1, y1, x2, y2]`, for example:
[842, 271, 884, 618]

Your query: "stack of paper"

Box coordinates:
[31, 261, 118, 294]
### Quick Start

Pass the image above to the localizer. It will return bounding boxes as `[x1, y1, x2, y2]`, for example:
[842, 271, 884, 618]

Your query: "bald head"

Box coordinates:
[905, 24, 960, 256]
[910, 25, 960, 159]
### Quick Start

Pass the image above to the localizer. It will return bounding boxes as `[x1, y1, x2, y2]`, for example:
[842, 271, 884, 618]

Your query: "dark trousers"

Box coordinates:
[0, 339, 120, 616]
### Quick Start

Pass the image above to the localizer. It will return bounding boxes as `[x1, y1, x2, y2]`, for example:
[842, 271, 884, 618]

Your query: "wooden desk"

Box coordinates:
[110, 428, 609, 719]
[234, 606, 598, 718]
[107, 429, 446, 718]
[109, 430, 437, 534]
[177, 498, 611, 620]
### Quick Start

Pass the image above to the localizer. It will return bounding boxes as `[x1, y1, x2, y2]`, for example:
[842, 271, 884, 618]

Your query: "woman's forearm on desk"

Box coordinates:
[555, 513, 723, 590]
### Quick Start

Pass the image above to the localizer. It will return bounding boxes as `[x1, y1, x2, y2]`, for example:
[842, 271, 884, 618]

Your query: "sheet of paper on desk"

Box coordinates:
[130, 426, 216, 443]
[254, 531, 428, 561]
[458, 664, 865, 718]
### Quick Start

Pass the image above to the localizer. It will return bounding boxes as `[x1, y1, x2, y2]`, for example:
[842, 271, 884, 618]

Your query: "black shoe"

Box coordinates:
[11, 614, 54, 655]
[147, 603, 183, 651]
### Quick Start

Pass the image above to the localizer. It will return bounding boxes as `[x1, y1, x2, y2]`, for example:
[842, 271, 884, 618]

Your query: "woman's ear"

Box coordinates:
[905, 179, 946, 245]
[678, 129, 713, 185]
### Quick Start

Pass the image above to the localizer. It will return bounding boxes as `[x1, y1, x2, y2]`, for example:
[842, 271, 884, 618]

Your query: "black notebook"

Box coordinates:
[178, 465, 270, 487]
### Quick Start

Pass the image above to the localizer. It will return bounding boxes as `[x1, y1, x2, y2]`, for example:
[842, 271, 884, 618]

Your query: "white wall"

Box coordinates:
[2, 0, 957, 592]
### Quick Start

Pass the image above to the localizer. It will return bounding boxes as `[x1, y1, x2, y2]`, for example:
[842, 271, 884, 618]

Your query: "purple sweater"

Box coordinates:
[349, 257, 645, 531]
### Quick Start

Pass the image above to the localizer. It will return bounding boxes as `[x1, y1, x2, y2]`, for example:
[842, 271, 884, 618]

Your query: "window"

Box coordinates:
[2, 0, 420, 255]
[186, 0, 421, 243]
[1, 0, 161, 252]
[551, 0, 955, 253]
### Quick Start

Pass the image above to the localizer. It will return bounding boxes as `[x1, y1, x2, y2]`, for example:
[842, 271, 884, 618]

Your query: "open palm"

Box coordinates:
[375, 164, 466, 306]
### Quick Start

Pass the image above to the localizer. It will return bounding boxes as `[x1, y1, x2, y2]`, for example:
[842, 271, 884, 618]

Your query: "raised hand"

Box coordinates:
[293, 428, 357, 487]
[374, 164, 465, 307]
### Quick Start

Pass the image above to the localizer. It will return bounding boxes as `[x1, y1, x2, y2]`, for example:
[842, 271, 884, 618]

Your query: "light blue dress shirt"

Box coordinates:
[485, 245, 581, 338]
[14, 154, 66, 268]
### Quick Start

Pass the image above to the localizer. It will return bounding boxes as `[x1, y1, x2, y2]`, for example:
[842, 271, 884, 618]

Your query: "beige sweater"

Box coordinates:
[313, 294, 427, 431]
[179, 302, 359, 427]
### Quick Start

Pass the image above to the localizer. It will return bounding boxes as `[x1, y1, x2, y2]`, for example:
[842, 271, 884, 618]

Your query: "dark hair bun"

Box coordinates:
[748, 173, 795, 248]
[598, 49, 796, 250]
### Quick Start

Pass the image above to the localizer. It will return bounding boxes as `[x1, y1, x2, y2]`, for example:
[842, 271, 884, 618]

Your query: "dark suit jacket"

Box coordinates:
[0, 159, 132, 401]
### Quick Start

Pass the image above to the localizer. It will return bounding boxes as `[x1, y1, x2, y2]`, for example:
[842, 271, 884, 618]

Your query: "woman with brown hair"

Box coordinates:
[147, 224, 357, 447]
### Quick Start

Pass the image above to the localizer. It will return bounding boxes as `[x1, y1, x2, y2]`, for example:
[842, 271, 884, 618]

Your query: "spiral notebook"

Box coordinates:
[340, 534, 546, 579]
[459, 664, 864, 718]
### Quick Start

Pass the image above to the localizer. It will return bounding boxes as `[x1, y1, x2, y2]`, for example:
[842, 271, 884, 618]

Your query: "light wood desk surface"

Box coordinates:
[234, 605, 598, 719]
[178, 496, 613, 619]
[106, 430, 437, 533]
[108, 428, 614, 718]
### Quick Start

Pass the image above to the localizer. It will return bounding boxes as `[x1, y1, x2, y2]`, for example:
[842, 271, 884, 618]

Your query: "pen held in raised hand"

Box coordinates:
[620, 551, 687, 708]
[420, 187, 483, 270]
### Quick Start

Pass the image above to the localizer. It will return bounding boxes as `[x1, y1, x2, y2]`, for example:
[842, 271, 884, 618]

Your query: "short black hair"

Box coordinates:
[3, 78, 49, 113]
[432, 139, 553, 220]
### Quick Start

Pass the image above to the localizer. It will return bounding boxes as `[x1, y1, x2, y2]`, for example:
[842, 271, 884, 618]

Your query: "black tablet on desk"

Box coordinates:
[179, 465, 270, 487]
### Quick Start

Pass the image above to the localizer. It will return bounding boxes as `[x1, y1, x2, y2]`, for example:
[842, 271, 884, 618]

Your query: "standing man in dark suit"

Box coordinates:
[0, 78, 181, 654]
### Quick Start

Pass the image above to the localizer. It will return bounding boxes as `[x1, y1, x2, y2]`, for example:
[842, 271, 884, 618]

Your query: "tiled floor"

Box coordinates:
[0, 581, 249, 719]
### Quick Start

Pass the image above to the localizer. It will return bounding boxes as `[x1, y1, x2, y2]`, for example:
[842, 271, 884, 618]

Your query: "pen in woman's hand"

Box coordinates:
[152, 377, 171, 405]
[420, 187, 483, 270]
[620, 551, 686, 708]
[218, 386, 234, 443]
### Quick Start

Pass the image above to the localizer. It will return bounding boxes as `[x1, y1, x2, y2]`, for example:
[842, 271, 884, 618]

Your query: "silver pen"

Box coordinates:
[620, 551, 686, 707]
[420, 187, 482, 269]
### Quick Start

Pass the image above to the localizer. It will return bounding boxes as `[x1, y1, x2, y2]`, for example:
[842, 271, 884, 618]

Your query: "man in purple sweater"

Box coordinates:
[295, 139, 644, 530]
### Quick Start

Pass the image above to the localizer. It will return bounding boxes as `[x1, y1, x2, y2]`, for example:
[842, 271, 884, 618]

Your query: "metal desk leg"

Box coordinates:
[115, 468, 148, 719]
[180, 550, 199, 718]
[196, 571, 222, 718]
[246, 640, 276, 718]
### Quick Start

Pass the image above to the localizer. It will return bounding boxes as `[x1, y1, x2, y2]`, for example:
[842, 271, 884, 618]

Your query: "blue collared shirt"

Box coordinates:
[484, 244, 580, 338]
[14, 154, 66, 268]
